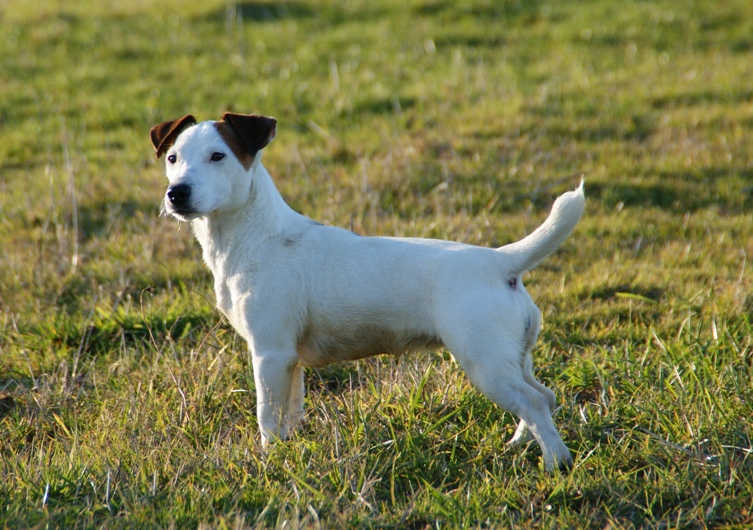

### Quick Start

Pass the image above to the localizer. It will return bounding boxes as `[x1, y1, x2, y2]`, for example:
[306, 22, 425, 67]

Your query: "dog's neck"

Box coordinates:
[190, 162, 298, 303]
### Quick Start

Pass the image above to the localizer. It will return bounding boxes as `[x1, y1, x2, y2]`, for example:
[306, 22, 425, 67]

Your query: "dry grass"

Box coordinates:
[1, 0, 752, 527]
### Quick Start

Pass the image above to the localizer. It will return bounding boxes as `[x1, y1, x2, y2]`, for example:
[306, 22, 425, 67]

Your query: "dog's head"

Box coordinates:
[150, 113, 277, 221]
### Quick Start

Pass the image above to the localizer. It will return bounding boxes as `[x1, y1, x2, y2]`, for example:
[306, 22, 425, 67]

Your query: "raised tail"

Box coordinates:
[497, 180, 585, 276]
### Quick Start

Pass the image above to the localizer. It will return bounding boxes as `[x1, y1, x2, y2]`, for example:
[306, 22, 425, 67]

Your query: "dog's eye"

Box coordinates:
[167, 154, 177, 164]
[210, 152, 226, 162]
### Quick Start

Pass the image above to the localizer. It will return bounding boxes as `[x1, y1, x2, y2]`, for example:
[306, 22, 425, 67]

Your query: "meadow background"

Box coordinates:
[1, 0, 752, 527]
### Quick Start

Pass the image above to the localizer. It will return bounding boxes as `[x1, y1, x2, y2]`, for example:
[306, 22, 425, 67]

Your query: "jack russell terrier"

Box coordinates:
[150, 113, 585, 470]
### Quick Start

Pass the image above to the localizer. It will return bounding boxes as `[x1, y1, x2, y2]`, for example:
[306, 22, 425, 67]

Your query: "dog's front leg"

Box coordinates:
[287, 365, 305, 432]
[251, 352, 299, 445]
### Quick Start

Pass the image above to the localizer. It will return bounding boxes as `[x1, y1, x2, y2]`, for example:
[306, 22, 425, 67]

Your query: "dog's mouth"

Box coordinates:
[161, 197, 199, 221]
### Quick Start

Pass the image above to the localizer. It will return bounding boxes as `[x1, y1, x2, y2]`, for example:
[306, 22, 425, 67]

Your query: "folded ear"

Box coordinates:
[150, 115, 197, 158]
[220, 113, 277, 156]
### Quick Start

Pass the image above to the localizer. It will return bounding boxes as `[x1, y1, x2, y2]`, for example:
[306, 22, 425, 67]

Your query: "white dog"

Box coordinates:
[150, 113, 584, 471]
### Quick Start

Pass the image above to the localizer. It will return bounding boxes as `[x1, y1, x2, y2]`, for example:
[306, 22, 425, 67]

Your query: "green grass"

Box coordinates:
[1, 0, 752, 527]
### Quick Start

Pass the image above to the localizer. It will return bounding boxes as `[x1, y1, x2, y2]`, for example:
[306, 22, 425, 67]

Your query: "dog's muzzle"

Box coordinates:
[166, 183, 193, 214]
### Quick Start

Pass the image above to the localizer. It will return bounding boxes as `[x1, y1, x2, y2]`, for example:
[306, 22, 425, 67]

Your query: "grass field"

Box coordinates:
[1, 0, 752, 527]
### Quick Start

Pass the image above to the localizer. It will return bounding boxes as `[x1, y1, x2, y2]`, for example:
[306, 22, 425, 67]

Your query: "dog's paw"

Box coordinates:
[558, 455, 574, 472]
[543, 449, 574, 473]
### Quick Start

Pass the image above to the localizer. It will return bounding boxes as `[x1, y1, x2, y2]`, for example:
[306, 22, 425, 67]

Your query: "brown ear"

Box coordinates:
[150, 115, 197, 158]
[220, 113, 277, 156]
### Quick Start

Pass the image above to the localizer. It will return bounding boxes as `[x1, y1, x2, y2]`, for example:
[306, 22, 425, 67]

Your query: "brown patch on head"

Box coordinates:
[221, 113, 276, 150]
[150, 115, 197, 158]
[214, 113, 277, 172]
[214, 121, 256, 171]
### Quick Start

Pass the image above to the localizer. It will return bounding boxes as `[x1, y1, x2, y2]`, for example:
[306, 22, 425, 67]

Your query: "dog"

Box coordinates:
[150, 113, 585, 471]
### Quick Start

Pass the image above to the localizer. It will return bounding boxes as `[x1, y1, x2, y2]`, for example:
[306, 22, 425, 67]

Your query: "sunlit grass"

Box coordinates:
[1, 0, 752, 527]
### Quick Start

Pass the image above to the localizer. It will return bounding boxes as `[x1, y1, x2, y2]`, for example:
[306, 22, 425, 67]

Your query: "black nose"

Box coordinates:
[167, 184, 191, 207]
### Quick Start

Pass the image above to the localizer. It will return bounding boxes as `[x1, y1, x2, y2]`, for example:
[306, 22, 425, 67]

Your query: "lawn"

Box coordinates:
[1, 0, 752, 527]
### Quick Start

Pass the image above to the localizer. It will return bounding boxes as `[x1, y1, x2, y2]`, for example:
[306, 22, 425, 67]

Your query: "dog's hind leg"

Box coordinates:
[481, 374, 569, 470]
[470, 361, 571, 470]
[508, 418, 534, 446]
[508, 347, 558, 447]
[443, 324, 571, 470]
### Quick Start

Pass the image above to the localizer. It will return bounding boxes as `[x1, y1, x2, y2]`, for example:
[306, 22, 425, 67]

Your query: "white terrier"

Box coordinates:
[150, 113, 584, 470]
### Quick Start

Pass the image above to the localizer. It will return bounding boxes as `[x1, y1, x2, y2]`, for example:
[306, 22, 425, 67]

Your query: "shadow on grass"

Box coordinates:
[650, 87, 753, 109]
[205, 1, 386, 24]
[21, 305, 220, 357]
[413, 0, 546, 21]
[76, 199, 157, 244]
[228, 2, 314, 22]
[352, 96, 419, 117]
[588, 283, 665, 303]
[586, 167, 753, 213]
[539, 117, 656, 143]
[308, 363, 364, 394]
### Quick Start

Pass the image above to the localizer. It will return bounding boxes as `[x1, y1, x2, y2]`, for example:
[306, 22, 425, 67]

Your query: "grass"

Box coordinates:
[1, 0, 752, 527]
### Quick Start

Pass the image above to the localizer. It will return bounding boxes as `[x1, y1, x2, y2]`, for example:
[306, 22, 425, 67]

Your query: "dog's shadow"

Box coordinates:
[307, 363, 366, 395]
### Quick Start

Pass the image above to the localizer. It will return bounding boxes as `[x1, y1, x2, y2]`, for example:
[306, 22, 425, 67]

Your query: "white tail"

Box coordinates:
[498, 181, 585, 275]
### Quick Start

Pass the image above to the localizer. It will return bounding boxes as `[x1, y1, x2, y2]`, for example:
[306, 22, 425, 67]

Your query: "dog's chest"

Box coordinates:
[206, 260, 242, 320]
[192, 220, 255, 318]
[214, 281, 234, 316]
